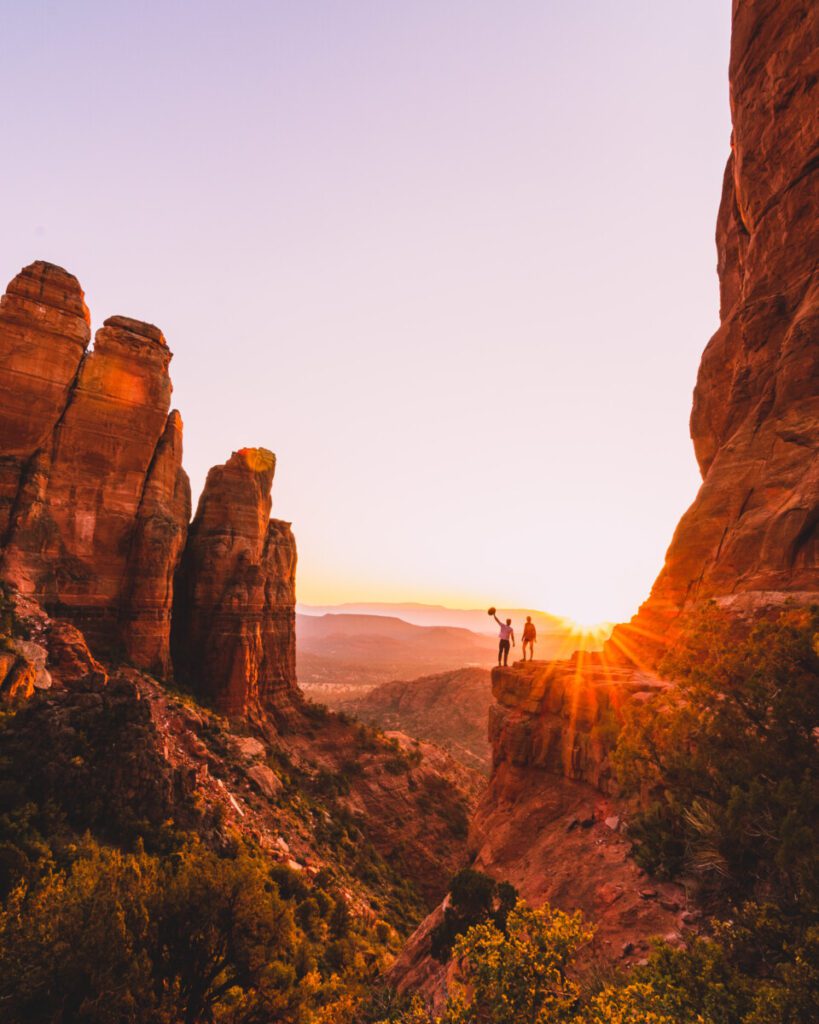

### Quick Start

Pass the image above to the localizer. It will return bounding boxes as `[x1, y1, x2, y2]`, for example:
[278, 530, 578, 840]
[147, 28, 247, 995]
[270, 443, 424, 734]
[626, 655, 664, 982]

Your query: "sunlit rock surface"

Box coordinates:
[611, 0, 818, 660]
[0, 264, 296, 710]
[171, 448, 298, 720]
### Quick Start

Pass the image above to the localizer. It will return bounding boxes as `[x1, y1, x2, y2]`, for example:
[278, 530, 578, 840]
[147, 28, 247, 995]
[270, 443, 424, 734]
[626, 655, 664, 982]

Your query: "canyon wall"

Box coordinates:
[0, 261, 297, 715]
[611, 0, 818, 660]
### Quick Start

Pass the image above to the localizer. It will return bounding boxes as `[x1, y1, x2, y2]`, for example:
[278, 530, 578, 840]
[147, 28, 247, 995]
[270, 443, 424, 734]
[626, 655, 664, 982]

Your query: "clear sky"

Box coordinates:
[1, 1, 731, 626]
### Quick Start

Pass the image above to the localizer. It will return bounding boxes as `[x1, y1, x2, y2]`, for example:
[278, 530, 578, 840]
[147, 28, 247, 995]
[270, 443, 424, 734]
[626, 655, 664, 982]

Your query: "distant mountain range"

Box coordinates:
[296, 612, 497, 699]
[296, 605, 609, 704]
[297, 601, 599, 641]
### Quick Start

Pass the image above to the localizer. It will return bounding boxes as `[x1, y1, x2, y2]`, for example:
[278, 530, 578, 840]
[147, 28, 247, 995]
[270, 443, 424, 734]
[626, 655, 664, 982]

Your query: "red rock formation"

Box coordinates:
[0, 262, 299, 713]
[171, 448, 298, 719]
[391, 656, 684, 998]
[611, 0, 818, 661]
[0, 271, 191, 670]
[0, 262, 90, 539]
[122, 409, 191, 677]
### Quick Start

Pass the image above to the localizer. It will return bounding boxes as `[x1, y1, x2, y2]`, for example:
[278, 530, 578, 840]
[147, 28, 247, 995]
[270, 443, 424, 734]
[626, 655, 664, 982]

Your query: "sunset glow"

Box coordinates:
[2, 1, 731, 625]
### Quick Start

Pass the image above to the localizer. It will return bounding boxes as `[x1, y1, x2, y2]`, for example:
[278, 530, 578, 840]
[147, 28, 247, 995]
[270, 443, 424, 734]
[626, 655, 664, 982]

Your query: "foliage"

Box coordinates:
[0, 839, 305, 1023]
[446, 901, 593, 1024]
[429, 868, 518, 962]
[0, 836, 402, 1024]
[387, 900, 593, 1024]
[388, 899, 819, 1024]
[613, 605, 819, 914]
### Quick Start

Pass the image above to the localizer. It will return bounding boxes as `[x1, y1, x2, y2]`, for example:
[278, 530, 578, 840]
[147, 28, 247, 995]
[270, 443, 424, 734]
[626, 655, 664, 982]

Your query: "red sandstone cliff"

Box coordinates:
[612, 0, 817, 660]
[171, 448, 298, 720]
[0, 263, 296, 713]
[0, 265, 190, 674]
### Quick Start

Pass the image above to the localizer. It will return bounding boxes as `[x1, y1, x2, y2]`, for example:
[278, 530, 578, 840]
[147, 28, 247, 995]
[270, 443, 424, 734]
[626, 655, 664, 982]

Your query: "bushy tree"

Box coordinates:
[429, 868, 517, 962]
[386, 901, 819, 1024]
[447, 901, 593, 1024]
[0, 839, 309, 1023]
[614, 605, 819, 913]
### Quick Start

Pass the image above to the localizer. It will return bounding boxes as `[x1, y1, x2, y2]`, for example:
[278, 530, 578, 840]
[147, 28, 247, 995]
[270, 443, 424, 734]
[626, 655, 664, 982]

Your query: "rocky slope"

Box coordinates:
[0, 587, 482, 931]
[342, 667, 493, 772]
[394, 0, 817, 997]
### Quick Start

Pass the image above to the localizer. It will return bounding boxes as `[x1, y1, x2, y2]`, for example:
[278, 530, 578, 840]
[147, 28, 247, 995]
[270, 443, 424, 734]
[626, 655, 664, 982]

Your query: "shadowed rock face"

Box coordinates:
[610, 0, 818, 661]
[171, 448, 298, 719]
[122, 409, 192, 677]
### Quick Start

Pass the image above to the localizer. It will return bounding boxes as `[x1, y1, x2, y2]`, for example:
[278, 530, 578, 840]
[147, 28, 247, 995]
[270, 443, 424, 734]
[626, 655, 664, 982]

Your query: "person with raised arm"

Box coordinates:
[488, 607, 515, 666]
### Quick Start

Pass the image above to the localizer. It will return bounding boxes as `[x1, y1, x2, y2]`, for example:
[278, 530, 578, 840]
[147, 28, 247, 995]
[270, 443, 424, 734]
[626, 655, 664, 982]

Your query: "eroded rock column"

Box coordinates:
[171, 448, 298, 718]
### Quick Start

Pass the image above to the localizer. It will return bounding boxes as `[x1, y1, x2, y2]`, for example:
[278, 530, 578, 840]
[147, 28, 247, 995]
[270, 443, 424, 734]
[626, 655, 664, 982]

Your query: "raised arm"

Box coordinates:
[493, 614, 502, 626]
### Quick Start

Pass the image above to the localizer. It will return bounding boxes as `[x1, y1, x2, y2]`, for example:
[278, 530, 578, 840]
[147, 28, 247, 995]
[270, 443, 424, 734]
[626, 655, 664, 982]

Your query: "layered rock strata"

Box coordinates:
[171, 448, 298, 719]
[0, 262, 296, 712]
[0, 265, 190, 671]
[610, 0, 818, 661]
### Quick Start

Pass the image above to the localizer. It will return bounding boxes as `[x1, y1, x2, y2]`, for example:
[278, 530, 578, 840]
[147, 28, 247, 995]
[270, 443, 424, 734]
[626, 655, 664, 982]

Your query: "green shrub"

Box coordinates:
[614, 605, 819, 915]
[429, 868, 518, 962]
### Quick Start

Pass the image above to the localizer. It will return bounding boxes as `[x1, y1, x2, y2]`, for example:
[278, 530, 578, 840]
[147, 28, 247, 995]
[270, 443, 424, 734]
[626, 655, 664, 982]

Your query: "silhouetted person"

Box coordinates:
[522, 615, 536, 661]
[493, 613, 515, 666]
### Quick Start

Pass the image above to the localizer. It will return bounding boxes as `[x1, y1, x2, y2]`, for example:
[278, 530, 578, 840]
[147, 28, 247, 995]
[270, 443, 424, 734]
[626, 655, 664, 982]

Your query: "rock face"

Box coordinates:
[171, 448, 298, 719]
[0, 262, 91, 540]
[391, 657, 685, 1000]
[0, 262, 297, 712]
[0, 265, 190, 673]
[611, 0, 818, 660]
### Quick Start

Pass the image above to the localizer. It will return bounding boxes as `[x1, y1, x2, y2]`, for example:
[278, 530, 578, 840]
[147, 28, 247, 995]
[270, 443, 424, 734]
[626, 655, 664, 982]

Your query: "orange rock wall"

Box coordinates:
[612, 0, 818, 657]
[417, 0, 819, 983]
[0, 263, 189, 673]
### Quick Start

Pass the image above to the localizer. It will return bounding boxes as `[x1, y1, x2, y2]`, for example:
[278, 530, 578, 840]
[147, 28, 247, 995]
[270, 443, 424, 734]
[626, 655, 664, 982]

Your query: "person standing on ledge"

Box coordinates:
[522, 615, 536, 661]
[492, 611, 515, 667]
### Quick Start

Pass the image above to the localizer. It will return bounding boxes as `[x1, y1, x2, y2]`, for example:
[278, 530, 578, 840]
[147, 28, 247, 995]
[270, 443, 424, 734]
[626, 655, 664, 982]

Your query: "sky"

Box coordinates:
[1, 1, 732, 626]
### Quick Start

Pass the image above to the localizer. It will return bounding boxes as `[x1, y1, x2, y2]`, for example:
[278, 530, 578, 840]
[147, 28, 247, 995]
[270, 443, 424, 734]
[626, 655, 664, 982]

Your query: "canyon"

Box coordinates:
[0, 0, 814, 1011]
[393, 0, 818, 998]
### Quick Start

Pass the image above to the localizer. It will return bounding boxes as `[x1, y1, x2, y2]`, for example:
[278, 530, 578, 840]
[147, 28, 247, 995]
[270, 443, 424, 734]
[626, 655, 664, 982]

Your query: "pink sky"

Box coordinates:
[2, 1, 732, 624]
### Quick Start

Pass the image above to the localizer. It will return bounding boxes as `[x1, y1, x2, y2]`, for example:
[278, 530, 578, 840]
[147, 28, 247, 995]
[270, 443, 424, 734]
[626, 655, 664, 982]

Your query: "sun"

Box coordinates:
[560, 617, 615, 645]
